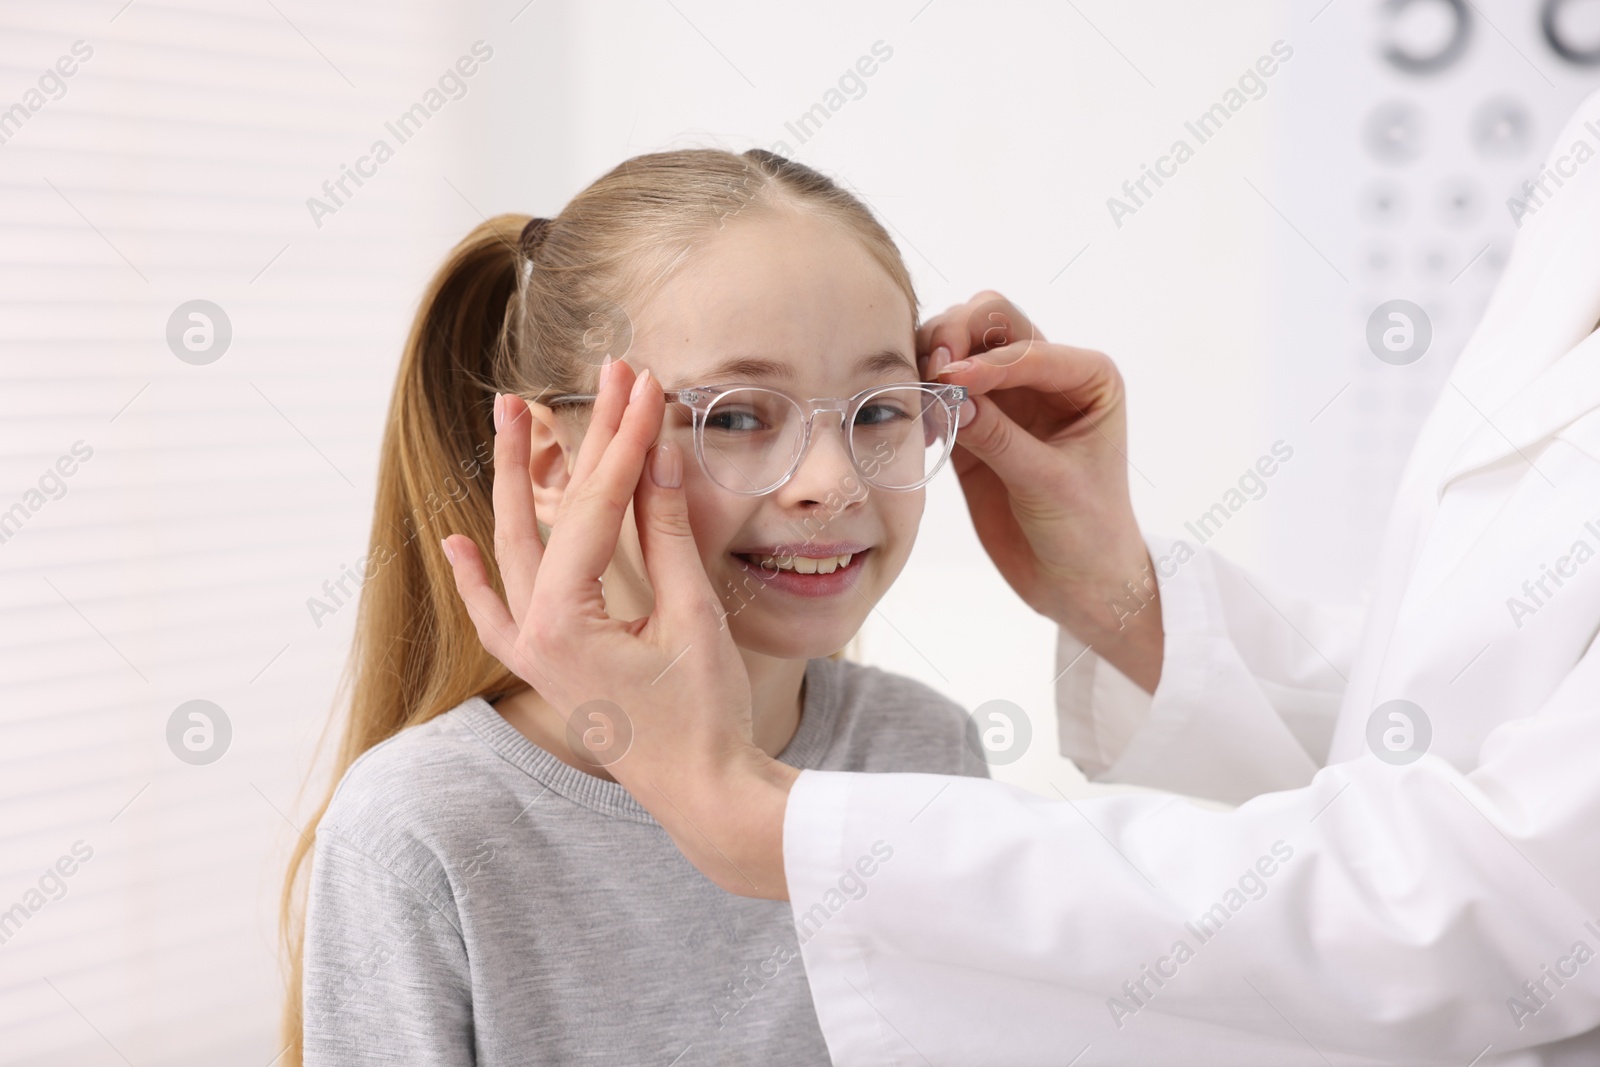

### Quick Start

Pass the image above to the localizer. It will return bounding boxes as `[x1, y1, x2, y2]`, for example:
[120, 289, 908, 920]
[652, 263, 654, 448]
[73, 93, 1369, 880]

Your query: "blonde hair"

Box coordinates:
[277, 147, 919, 1062]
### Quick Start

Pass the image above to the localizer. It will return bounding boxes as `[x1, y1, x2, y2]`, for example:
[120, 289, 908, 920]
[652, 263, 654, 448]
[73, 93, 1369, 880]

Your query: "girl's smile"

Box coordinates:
[732, 541, 873, 598]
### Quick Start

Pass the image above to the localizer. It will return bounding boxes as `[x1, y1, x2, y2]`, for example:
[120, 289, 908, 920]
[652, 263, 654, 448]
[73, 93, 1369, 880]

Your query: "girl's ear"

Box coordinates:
[524, 402, 574, 518]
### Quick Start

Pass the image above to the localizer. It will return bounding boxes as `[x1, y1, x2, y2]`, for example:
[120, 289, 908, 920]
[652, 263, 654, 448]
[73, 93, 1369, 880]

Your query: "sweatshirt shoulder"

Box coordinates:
[816, 659, 988, 778]
[318, 702, 513, 868]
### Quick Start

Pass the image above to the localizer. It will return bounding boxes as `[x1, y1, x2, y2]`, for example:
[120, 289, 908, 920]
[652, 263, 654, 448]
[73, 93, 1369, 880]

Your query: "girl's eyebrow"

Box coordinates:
[694, 348, 915, 384]
[859, 348, 918, 377]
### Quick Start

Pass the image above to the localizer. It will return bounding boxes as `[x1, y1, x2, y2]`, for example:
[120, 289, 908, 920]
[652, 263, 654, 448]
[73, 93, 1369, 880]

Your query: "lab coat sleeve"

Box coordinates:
[1056, 533, 1363, 804]
[787, 638, 1600, 1066]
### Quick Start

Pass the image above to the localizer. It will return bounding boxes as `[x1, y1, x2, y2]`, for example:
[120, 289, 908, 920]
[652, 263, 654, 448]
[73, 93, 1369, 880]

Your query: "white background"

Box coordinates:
[2, 0, 1598, 1062]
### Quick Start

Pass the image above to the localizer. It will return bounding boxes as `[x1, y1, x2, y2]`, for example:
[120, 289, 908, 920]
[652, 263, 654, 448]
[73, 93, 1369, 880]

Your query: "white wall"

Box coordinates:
[1, 1, 490, 1062]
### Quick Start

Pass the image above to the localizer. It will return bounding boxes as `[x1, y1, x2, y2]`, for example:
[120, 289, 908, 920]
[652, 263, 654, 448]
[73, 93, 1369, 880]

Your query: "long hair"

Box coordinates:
[277, 147, 919, 1063]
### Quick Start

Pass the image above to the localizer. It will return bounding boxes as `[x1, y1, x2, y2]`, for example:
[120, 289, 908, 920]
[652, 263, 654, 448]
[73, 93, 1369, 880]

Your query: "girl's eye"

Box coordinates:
[854, 400, 912, 427]
[706, 407, 767, 433]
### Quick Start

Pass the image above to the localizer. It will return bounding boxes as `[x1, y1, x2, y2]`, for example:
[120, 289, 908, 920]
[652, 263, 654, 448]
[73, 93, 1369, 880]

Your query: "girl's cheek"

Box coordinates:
[682, 481, 737, 566]
[878, 483, 922, 522]
[881, 490, 925, 561]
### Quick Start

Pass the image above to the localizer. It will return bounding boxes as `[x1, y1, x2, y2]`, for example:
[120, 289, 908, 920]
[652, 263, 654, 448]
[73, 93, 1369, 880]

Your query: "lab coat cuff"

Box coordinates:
[783, 769, 902, 1065]
[1054, 531, 1198, 779]
[1100, 530, 1212, 782]
[1089, 534, 1326, 801]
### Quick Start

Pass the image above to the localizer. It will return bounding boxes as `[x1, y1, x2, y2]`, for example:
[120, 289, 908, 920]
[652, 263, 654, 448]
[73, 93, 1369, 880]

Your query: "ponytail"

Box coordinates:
[277, 214, 529, 1065]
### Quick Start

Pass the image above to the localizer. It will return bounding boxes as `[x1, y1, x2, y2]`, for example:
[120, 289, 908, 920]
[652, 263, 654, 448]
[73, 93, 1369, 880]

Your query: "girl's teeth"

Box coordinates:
[753, 552, 856, 574]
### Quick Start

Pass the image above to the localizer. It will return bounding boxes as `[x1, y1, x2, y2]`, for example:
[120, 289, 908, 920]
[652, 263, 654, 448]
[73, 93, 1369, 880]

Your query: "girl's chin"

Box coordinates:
[720, 611, 865, 663]
[713, 550, 891, 659]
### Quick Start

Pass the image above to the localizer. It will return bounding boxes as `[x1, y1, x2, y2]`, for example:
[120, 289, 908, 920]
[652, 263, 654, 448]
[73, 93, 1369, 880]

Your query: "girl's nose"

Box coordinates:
[774, 415, 861, 509]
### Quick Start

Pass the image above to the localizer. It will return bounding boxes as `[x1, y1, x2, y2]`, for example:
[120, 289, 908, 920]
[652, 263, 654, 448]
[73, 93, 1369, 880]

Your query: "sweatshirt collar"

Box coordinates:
[457, 658, 839, 824]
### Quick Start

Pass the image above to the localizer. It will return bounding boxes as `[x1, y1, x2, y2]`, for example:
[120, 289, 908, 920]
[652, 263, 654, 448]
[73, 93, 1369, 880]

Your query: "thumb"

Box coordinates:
[953, 393, 1054, 490]
[634, 439, 722, 628]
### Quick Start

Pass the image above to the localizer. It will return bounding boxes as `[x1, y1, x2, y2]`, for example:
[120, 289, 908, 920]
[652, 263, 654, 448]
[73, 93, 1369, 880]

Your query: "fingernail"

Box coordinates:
[958, 399, 977, 428]
[630, 367, 653, 403]
[650, 440, 682, 488]
[493, 392, 503, 432]
[932, 345, 951, 375]
[440, 537, 456, 565]
[939, 359, 973, 376]
[599, 356, 614, 389]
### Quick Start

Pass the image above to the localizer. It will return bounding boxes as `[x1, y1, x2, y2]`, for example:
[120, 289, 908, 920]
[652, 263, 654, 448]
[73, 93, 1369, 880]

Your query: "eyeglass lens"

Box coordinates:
[698, 386, 954, 494]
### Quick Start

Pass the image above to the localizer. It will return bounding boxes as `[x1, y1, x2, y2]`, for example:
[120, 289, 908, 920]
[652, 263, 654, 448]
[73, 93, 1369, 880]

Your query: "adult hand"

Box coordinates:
[440, 359, 796, 898]
[920, 292, 1161, 691]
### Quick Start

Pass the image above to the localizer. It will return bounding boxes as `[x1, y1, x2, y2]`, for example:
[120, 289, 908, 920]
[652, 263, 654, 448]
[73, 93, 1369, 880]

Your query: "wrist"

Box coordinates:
[1050, 545, 1165, 693]
[634, 744, 797, 900]
[705, 750, 797, 897]
[1048, 539, 1154, 631]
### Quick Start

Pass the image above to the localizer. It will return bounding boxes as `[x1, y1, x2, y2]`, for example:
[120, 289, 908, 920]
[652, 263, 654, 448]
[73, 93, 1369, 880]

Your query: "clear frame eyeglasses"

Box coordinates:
[543, 381, 968, 496]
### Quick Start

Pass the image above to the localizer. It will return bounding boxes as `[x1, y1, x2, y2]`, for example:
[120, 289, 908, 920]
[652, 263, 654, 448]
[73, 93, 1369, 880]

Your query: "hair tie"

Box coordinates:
[519, 216, 551, 259]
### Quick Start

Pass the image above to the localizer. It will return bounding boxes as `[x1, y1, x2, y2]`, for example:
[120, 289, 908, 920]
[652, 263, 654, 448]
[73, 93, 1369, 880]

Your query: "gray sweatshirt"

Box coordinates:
[302, 657, 987, 1066]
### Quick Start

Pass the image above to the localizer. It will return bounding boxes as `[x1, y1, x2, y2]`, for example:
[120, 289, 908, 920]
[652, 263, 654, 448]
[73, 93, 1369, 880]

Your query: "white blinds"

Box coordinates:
[0, 2, 484, 1062]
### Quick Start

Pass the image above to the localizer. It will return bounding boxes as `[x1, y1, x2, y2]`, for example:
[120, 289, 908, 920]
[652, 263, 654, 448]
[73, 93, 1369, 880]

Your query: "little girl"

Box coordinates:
[282, 148, 986, 1065]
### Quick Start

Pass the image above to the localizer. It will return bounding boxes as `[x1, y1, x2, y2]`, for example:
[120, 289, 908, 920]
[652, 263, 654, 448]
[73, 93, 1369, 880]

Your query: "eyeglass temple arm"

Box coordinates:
[539, 390, 691, 407]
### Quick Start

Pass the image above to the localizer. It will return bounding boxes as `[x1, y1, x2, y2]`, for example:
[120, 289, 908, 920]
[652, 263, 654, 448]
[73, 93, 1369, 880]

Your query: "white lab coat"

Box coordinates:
[785, 89, 1600, 1066]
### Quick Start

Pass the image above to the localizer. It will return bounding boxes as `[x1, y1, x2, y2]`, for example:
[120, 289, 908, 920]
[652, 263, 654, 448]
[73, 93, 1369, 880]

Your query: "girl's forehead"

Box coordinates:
[631, 231, 912, 383]
[637, 213, 910, 334]
[660, 347, 918, 391]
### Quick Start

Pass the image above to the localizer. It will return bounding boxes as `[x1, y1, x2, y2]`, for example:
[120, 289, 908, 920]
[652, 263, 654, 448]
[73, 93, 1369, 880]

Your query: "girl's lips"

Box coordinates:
[730, 547, 871, 599]
[732, 541, 870, 561]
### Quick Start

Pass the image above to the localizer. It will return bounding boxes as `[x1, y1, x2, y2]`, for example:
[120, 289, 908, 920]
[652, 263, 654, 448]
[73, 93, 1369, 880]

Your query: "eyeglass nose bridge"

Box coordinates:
[780, 398, 856, 492]
[799, 397, 852, 434]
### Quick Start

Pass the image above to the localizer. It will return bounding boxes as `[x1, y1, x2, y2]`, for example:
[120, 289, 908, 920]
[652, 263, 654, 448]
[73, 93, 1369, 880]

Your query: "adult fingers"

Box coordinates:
[917, 291, 1047, 369]
[567, 358, 635, 489]
[538, 370, 666, 608]
[936, 338, 1119, 411]
[634, 438, 722, 631]
[440, 533, 545, 686]
[949, 393, 1056, 494]
[492, 393, 544, 620]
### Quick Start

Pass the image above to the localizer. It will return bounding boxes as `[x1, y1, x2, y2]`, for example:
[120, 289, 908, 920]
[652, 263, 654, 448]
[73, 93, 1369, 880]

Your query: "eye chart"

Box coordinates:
[1263, 0, 1600, 599]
